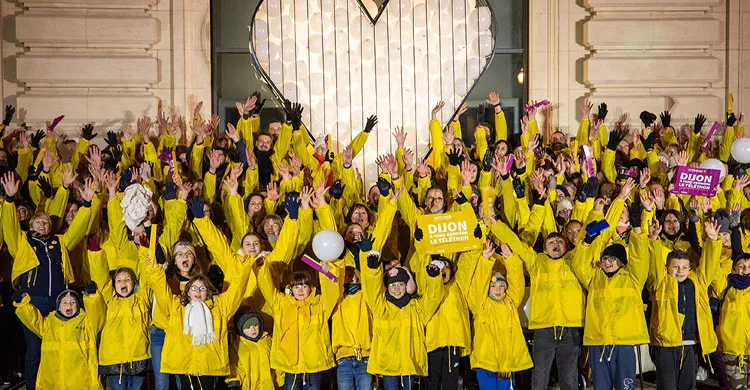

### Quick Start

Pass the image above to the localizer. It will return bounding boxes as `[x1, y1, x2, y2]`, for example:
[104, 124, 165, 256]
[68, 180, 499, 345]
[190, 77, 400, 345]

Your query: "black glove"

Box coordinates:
[473, 224, 482, 239]
[597, 102, 608, 121]
[27, 165, 42, 182]
[364, 115, 378, 133]
[250, 91, 265, 116]
[640, 131, 657, 152]
[11, 288, 24, 304]
[659, 111, 671, 129]
[81, 123, 97, 141]
[482, 149, 494, 172]
[512, 177, 525, 198]
[110, 145, 123, 164]
[455, 191, 468, 205]
[283, 99, 293, 117]
[585, 177, 599, 199]
[640, 111, 657, 127]
[414, 225, 423, 241]
[376, 177, 391, 197]
[162, 182, 178, 200]
[356, 233, 375, 252]
[290, 103, 303, 131]
[325, 151, 335, 163]
[31, 130, 46, 148]
[328, 180, 345, 200]
[105, 131, 119, 148]
[2, 105, 15, 127]
[426, 264, 440, 277]
[283, 192, 301, 220]
[446, 149, 462, 166]
[476, 104, 488, 125]
[188, 197, 205, 219]
[694, 114, 706, 134]
[366, 252, 381, 269]
[118, 169, 134, 192]
[728, 112, 738, 127]
[607, 128, 626, 151]
[83, 281, 97, 295]
[38, 176, 53, 198]
[629, 202, 643, 228]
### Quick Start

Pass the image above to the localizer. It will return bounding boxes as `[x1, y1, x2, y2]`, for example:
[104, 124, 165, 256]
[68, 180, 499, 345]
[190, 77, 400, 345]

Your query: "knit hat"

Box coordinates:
[55, 289, 82, 319]
[314, 135, 328, 150]
[234, 306, 263, 342]
[601, 243, 628, 266]
[386, 267, 410, 286]
[490, 272, 507, 287]
[715, 208, 732, 234]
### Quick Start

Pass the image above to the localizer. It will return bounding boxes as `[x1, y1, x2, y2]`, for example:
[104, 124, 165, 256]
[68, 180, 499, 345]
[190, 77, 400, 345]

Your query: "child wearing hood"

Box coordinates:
[12, 282, 106, 390]
[572, 215, 650, 390]
[226, 307, 278, 390]
[88, 238, 152, 390]
[467, 240, 533, 390]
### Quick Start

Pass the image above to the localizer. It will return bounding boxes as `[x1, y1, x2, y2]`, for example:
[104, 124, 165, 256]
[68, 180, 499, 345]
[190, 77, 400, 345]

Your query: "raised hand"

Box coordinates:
[403, 148, 414, 171]
[81, 123, 97, 141]
[392, 126, 406, 148]
[41, 149, 58, 172]
[617, 178, 636, 200]
[481, 239, 496, 259]
[704, 218, 719, 241]
[61, 165, 77, 189]
[461, 160, 477, 186]
[431, 101, 445, 121]
[1, 172, 18, 198]
[364, 115, 378, 133]
[580, 98, 593, 119]
[486, 91, 501, 109]
[596, 102, 608, 121]
[266, 181, 280, 202]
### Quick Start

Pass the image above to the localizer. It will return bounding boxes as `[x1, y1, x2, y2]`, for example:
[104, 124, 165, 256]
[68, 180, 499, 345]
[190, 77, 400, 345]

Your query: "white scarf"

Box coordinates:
[182, 301, 217, 346]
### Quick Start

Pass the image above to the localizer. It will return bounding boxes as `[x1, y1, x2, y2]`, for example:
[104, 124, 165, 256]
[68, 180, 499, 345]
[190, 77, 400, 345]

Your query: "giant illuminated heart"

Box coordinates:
[250, 0, 495, 184]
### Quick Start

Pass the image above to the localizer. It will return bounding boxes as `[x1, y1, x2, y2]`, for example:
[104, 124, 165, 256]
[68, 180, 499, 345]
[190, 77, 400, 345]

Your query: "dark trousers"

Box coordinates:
[0, 283, 24, 380]
[426, 346, 460, 390]
[590, 345, 636, 390]
[177, 375, 220, 390]
[531, 327, 581, 390]
[284, 372, 322, 390]
[652, 345, 697, 390]
[21, 295, 56, 390]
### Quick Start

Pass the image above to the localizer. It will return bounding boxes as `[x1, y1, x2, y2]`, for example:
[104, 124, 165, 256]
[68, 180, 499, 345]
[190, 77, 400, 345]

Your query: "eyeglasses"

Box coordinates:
[189, 285, 207, 292]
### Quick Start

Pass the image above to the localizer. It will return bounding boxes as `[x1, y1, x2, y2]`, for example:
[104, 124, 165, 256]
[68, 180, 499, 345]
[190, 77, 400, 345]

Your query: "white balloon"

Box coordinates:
[312, 230, 345, 262]
[699, 158, 726, 180]
[732, 138, 750, 163]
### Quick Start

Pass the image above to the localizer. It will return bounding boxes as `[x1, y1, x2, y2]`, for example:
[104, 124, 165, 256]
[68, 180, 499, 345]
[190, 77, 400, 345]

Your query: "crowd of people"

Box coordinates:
[0, 90, 747, 390]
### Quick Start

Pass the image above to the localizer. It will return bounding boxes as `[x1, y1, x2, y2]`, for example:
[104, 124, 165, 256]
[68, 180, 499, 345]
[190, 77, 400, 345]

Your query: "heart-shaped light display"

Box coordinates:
[250, 0, 495, 184]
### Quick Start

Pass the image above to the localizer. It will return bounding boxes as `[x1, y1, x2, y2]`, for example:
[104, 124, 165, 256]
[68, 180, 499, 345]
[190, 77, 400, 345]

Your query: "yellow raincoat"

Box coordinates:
[14, 291, 106, 390]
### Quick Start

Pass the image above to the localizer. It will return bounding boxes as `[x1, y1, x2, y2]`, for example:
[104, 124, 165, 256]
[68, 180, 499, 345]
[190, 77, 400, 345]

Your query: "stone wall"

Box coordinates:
[529, 0, 750, 136]
[0, 0, 211, 134]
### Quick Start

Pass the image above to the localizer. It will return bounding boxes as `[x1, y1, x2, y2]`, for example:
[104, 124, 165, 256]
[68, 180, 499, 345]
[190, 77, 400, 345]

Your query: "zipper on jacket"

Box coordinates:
[32, 236, 53, 296]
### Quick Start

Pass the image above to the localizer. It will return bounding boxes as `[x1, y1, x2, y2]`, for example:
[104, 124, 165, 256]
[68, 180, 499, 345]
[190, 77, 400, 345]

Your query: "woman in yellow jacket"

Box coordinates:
[467, 240, 533, 390]
[12, 282, 106, 390]
[144, 198, 254, 389]
[572, 217, 650, 390]
[226, 307, 278, 390]
[648, 218, 721, 390]
[361, 247, 445, 389]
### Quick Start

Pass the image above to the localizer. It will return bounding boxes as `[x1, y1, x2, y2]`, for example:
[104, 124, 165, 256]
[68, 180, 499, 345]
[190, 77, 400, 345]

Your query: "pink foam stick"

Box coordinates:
[582, 145, 595, 177]
[48, 115, 64, 131]
[704, 121, 721, 144]
[301, 255, 338, 282]
[525, 99, 550, 112]
[505, 154, 515, 173]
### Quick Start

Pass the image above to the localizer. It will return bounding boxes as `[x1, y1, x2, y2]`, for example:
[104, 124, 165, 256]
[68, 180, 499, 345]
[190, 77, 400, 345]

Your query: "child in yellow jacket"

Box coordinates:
[573, 219, 650, 390]
[13, 283, 106, 390]
[226, 307, 279, 390]
[467, 241, 533, 390]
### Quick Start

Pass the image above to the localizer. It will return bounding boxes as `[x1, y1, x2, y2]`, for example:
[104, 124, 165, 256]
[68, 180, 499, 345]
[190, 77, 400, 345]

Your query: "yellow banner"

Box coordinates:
[415, 209, 484, 255]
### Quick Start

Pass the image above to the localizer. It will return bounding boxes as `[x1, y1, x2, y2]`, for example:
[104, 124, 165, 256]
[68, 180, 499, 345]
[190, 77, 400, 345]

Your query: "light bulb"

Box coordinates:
[517, 67, 524, 84]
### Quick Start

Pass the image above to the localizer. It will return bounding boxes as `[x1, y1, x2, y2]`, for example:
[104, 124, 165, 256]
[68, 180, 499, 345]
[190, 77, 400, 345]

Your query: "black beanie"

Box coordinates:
[385, 267, 410, 286]
[602, 243, 628, 266]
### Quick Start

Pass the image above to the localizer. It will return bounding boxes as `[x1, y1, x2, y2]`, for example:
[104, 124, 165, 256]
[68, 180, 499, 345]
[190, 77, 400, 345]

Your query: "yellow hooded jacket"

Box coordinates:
[362, 251, 445, 376]
[648, 238, 721, 354]
[14, 291, 106, 390]
[144, 260, 253, 376]
[467, 251, 533, 373]
[257, 259, 341, 374]
[490, 219, 586, 329]
[228, 333, 277, 390]
[713, 263, 750, 357]
[572, 231, 650, 346]
[97, 275, 153, 367]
